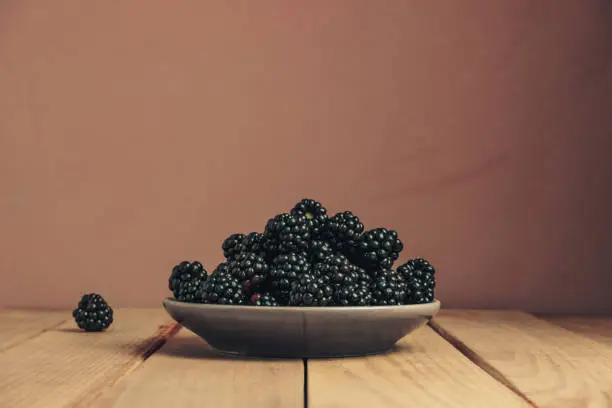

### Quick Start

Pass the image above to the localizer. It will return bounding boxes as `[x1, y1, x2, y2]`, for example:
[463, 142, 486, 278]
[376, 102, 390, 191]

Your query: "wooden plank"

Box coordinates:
[307, 325, 531, 408]
[431, 310, 612, 408]
[0, 309, 67, 352]
[90, 328, 304, 408]
[0, 308, 176, 408]
[538, 315, 612, 347]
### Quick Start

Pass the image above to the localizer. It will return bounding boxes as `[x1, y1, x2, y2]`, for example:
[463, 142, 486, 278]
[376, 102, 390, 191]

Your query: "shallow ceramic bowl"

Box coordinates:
[163, 298, 440, 358]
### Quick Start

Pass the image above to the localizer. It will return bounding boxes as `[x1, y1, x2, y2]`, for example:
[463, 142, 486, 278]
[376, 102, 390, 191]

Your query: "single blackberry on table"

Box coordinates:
[227, 252, 269, 295]
[371, 269, 406, 305]
[398, 258, 436, 304]
[289, 273, 334, 306]
[269, 253, 311, 305]
[263, 213, 311, 255]
[249, 293, 280, 306]
[201, 263, 246, 305]
[312, 253, 358, 288]
[333, 282, 373, 306]
[72, 293, 114, 332]
[169, 261, 208, 302]
[320, 211, 364, 252]
[353, 228, 403, 269]
[308, 240, 334, 263]
[290, 198, 328, 238]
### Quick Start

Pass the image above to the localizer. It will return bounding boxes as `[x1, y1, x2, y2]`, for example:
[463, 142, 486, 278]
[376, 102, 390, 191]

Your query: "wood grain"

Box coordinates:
[431, 310, 612, 408]
[307, 325, 531, 408]
[0, 308, 176, 408]
[0, 309, 67, 352]
[90, 328, 304, 408]
[538, 315, 612, 347]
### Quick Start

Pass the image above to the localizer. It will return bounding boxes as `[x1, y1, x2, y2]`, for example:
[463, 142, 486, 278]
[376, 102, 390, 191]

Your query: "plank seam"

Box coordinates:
[428, 319, 539, 408]
[303, 359, 308, 408]
[70, 322, 183, 408]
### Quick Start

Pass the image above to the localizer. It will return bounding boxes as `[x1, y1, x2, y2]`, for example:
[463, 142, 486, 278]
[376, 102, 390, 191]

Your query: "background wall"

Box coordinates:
[1, 1, 611, 312]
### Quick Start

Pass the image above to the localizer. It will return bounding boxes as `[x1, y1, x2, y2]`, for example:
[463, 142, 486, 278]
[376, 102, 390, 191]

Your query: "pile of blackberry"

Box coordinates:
[168, 198, 437, 307]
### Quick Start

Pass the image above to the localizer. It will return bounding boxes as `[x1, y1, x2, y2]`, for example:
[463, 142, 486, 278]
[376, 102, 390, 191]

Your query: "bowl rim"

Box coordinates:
[163, 297, 441, 313]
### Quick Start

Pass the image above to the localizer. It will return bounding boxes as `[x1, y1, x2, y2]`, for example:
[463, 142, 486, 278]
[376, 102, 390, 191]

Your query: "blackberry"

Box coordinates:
[72, 293, 114, 332]
[222, 233, 246, 259]
[308, 240, 334, 263]
[333, 282, 373, 306]
[243, 232, 264, 255]
[169, 261, 208, 302]
[312, 253, 358, 288]
[354, 228, 403, 269]
[353, 266, 372, 284]
[226, 252, 269, 295]
[290, 198, 328, 238]
[222, 232, 265, 260]
[249, 293, 280, 306]
[289, 273, 334, 306]
[398, 258, 436, 304]
[321, 211, 364, 252]
[371, 269, 406, 305]
[269, 253, 311, 305]
[201, 263, 246, 305]
[263, 213, 311, 255]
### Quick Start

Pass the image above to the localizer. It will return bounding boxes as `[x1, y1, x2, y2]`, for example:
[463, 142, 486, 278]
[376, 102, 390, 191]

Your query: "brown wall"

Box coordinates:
[1, 1, 611, 312]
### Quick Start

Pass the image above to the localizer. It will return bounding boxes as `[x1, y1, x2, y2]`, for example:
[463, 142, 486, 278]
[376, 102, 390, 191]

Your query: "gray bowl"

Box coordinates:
[163, 298, 440, 358]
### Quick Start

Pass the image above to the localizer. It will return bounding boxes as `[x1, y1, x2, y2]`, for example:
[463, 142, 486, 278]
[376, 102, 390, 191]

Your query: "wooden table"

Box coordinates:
[1, 308, 611, 408]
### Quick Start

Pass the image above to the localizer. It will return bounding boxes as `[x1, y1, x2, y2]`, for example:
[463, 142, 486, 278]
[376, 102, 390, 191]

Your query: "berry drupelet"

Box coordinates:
[320, 211, 364, 253]
[200, 263, 246, 305]
[370, 269, 407, 306]
[269, 253, 311, 305]
[72, 293, 114, 332]
[289, 273, 334, 306]
[169, 261, 208, 303]
[290, 198, 328, 238]
[398, 258, 436, 304]
[354, 228, 403, 269]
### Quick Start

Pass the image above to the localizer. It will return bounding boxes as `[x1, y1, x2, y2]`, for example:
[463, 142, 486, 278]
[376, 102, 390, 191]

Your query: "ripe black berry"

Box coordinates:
[201, 264, 246, 305]
[222, 232, 265, 260]
[269, 253, 311, 305]
[312, 253, 358, 288]
[290, 198, 328, 238]
[222, 233, 246, 260]
[72, 293, 114, 332]
[308, 240, 334, 264]
[371, 269, 406, 305]
[263, 213, 311, 255]
[321, 211, 364, 252]
[398, 258, 436, 304]
[354, 228, 403, 269]
[333, 282, 373, 306]
[226, 252, 269, 295]
[169, 261, 208, 303]
[289, 274, 334, 306]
